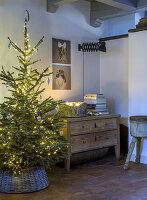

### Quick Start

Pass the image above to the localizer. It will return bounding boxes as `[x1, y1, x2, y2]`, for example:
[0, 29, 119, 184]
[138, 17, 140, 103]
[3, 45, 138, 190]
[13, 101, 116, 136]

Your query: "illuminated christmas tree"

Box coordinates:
[0, 11, 68, 174]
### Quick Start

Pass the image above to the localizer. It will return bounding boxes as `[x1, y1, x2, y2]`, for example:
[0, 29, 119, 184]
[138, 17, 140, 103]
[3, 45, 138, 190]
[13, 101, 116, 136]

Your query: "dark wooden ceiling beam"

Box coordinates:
[99, 34, 129, 42]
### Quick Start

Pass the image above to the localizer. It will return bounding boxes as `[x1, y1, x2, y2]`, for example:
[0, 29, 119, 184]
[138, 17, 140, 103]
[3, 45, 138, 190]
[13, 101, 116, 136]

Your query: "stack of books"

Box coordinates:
[84, 94, 109, 115]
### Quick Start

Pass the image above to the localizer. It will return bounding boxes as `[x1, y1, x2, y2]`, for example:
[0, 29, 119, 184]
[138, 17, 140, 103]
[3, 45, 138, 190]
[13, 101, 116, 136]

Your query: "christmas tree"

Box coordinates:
[0, 11, 68, 174]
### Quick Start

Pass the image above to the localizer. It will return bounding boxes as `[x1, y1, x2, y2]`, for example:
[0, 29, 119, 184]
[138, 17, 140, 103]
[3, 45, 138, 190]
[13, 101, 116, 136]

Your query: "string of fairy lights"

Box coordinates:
[4, 10, 51, 121]
[0, 10, 68, 175]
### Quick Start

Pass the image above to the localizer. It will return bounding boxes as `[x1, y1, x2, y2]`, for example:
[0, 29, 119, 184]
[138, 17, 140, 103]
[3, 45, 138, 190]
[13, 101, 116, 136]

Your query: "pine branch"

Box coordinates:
[12, 66, 25, 73]
[27, 68, 48, 93]
[28, 36, 44, 55]
[8, 37, 24, 55]
[28, 59, 41, 66]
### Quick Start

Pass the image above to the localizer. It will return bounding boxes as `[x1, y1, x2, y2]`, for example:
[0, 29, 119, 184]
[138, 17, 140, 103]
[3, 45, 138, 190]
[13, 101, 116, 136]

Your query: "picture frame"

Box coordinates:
[52, 38, 71, 65]
[52, 65, 71, 90]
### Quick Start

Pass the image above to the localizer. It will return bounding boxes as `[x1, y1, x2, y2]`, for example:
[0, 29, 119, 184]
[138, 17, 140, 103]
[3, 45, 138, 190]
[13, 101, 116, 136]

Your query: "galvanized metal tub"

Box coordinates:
[130, 116, 147, 137]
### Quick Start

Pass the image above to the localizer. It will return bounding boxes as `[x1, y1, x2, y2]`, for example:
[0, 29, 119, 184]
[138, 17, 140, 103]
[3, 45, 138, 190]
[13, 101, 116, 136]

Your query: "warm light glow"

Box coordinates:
[65, 102, 83, 107]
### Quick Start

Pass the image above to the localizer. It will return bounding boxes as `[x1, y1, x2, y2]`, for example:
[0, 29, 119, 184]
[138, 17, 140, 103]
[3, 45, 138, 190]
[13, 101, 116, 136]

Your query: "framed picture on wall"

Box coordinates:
[52, 65, 71, 90]
[52, 38, 71, 65]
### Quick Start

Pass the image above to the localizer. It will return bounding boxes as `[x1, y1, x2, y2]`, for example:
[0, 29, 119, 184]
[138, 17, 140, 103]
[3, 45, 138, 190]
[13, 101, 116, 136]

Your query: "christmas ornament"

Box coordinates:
[36, 48, 39, 52]
[47, 78, 50, 85]
[6, 82, 9, 88]
[40, 95, 42, 99]
[37, 116, 41, 121]
[7, 114, 11, 119]
[0, 114, 1, 119]
[8, 43, 11, 49]
[60, 131, 63, 136]
[56, 105, 59, 111]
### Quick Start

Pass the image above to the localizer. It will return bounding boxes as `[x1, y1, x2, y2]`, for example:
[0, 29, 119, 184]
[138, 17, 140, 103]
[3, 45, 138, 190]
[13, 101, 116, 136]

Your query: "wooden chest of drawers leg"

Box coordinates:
[65, 155, 70, 173]
[115, 145, 120, 159]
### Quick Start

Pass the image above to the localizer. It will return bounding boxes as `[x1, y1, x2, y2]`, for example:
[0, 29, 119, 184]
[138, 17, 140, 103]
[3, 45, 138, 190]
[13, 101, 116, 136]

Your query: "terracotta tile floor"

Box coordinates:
[0, 156, 147, 200]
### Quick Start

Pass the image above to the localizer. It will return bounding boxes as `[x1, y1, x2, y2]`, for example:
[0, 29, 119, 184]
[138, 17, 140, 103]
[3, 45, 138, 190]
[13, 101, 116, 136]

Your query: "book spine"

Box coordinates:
[85, 99, 106, 104]
[97, 99, 106, 103]
[84, 99, 97, 104]
[91, 109, 108, 112]
[84, 97, 97, 100]
[95, 103, 106, 108]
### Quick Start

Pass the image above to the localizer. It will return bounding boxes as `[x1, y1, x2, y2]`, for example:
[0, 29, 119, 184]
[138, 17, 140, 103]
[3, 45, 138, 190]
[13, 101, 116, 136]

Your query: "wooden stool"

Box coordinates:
[124, 116, 147, 170]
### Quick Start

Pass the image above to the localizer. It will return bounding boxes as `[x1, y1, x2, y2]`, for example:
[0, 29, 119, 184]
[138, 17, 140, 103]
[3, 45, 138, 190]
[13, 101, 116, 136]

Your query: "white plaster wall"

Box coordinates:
[129, 31, 147, 164]
[101, 14, 135, 37]
[84, 52, 100, 95]
[0, 0, 101, 102]
[100, 38, 128, 117]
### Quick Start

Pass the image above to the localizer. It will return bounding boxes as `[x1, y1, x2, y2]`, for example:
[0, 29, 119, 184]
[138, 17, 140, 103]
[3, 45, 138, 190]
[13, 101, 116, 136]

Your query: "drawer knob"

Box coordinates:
[94, 123, 97, 128]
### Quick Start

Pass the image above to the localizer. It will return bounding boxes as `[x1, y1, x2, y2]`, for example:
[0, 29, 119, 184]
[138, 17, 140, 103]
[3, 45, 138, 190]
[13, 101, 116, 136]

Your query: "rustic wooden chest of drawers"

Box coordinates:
[62, 114, 120, 172]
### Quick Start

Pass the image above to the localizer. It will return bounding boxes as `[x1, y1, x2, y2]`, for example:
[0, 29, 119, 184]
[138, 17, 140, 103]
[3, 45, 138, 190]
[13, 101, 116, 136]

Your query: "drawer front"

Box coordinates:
[90, 118, 117, 133]
[69, 118, 117, 136]
[70, 130, 118, 153]
[69, 121, 91, 135]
